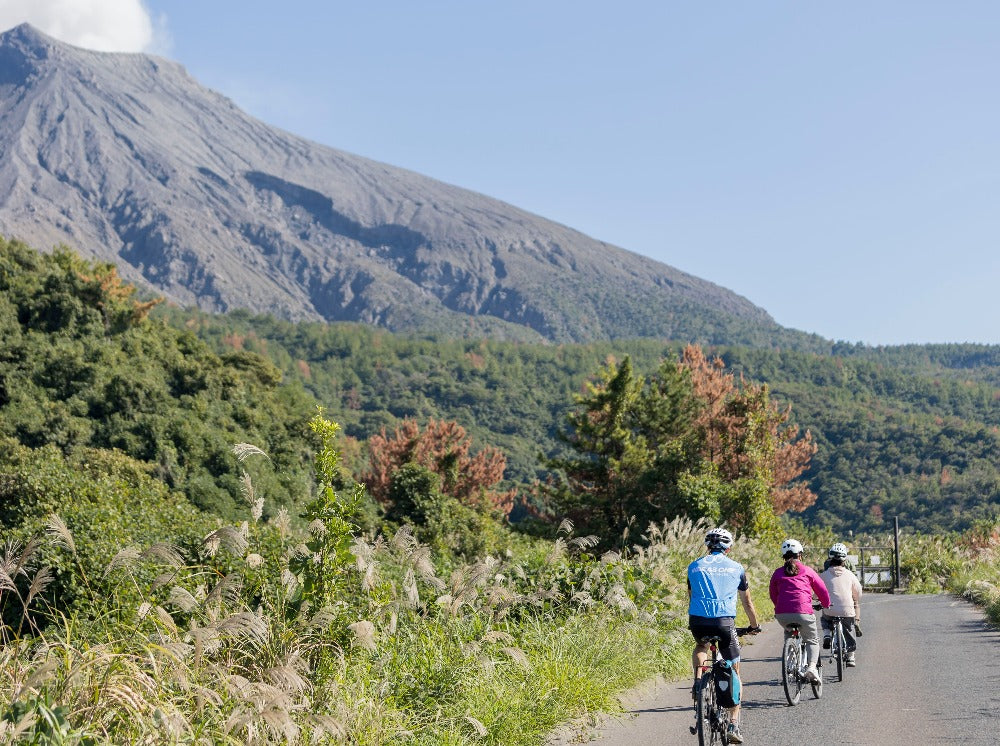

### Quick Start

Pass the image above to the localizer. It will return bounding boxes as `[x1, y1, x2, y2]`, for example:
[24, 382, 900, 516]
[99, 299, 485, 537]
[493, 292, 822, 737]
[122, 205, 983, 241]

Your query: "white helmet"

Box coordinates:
[705, 527, 734, 551]
[781, 538, 803, 555]
[828, 542, 848, 559]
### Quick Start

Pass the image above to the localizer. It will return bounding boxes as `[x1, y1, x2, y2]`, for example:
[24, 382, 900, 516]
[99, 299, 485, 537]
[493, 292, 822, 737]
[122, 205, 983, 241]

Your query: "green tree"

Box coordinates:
[544, 356, 701, 543]
[385, 462, 505, 558]
[288, 412, 364, 611]
[546, 347, 814, 545]
[0, 238, 318, 520]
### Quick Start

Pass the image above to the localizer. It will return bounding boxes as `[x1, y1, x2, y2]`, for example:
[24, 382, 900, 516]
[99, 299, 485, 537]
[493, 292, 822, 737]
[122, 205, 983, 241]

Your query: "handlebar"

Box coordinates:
[736, 626, 761, 636]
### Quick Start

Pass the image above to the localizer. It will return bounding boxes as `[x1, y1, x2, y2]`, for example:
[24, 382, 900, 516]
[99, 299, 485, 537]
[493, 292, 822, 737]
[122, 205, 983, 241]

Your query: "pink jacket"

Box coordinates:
[769, 561, 831, 615]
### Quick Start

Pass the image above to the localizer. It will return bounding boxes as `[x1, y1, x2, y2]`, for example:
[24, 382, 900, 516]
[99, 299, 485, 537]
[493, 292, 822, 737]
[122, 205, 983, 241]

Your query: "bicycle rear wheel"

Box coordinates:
[713, 704, 729, 746]
[834, 620, 844, 682]
[695, 672, 711, 746]
[697, 670, 729, 746]
[781, 636, 802, 705]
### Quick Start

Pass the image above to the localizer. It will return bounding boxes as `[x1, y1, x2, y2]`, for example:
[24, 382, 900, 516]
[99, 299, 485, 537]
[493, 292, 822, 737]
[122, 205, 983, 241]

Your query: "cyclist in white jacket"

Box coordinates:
[819, 542, 862, 665]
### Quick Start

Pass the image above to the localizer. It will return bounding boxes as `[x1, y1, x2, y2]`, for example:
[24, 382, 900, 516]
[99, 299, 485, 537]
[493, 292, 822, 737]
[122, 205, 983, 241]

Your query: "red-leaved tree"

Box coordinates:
[680, 345, 818, 514]
[362, 418, 516, 517]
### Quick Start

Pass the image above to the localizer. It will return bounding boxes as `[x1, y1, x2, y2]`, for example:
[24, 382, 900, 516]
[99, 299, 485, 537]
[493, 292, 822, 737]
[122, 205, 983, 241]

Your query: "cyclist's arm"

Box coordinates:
[768, 571, 779, 605]
[738, 589, 759, 628]
[811, 570, 832, 609]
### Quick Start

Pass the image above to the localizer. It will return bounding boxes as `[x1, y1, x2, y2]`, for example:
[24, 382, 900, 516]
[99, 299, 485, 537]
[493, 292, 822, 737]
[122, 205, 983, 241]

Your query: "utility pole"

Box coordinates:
[893, 516, 901, 592]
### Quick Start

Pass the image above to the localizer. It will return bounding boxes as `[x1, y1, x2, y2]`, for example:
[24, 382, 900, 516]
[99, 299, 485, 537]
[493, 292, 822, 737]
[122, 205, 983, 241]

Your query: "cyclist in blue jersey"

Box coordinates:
[688, 527, 760, 745]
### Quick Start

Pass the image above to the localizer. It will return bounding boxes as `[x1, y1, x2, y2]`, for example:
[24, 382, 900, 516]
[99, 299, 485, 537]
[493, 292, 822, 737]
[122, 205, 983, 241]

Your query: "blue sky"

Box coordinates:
[3, 1, 1000, 345]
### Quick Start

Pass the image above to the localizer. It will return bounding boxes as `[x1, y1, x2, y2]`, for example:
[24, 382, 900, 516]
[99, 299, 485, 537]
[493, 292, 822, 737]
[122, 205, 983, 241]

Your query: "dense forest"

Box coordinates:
[3, 237, 999, 535]
[0, 239, 318, 522]
[157, 309, 1000, 534]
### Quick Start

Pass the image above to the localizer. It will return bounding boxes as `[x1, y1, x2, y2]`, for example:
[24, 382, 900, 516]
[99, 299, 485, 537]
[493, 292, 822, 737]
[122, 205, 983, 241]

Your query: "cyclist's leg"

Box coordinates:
[692, 642, 710, 691]
[729, 673, 742, 726]
[717, 627, 742, 725]
[688, 620, 717, 694]
[776, 612, 818, 667]
[820, 614, 833, 647]
[842, 618, 857, 653]
[802, 613, 821, 667]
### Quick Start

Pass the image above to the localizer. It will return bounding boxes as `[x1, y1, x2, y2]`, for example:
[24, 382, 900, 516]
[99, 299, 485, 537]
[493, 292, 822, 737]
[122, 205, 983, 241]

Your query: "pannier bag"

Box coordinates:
[713, 659, 741, 708]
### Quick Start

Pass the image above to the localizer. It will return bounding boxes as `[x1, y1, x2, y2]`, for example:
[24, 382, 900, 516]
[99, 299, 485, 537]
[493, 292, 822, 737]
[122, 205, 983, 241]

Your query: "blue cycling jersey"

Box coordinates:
[687, 552, 749, 618]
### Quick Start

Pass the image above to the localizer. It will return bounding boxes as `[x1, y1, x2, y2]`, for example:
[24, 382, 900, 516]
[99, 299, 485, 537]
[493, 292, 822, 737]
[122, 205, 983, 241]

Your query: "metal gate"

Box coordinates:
[854, 546, 897, 592]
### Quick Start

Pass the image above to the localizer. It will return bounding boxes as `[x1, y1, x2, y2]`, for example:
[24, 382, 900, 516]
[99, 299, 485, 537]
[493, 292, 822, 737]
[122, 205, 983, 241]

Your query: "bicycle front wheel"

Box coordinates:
[781, 636, 802, 705]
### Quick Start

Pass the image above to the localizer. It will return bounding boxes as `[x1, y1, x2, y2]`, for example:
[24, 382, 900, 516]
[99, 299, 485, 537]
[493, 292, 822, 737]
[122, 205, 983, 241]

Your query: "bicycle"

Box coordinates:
[825, 615, 850, 682]
[780, 623, 822, 705]
[690, 626, 759, 745]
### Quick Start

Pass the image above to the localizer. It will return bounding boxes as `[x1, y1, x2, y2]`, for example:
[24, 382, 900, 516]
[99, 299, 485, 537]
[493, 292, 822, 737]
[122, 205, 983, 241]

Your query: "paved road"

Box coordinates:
[548, 594, 1000, 745]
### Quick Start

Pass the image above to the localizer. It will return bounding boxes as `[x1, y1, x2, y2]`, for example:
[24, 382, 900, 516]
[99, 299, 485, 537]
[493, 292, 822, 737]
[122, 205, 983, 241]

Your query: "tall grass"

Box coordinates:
[943, 523, 1000, 626]
[893, 519, 1000, 627]
[1, 427, 780, 744]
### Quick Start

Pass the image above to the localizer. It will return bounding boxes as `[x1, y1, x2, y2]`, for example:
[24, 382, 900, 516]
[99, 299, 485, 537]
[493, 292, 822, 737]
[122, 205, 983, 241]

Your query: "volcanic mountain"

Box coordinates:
[0, 23, 789, 344]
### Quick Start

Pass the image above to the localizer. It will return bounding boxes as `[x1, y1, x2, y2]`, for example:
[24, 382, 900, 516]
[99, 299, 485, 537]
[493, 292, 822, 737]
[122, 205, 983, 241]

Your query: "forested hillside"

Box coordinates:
[3, 237, 998, 535]
[159, 309, 1000, 534]
[719, 348, 1000, 531]
[0, 237, 318, 521]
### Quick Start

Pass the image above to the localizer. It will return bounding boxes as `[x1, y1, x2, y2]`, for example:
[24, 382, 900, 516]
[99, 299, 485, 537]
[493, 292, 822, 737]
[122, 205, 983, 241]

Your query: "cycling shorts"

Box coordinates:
[688, 616, 740, 662]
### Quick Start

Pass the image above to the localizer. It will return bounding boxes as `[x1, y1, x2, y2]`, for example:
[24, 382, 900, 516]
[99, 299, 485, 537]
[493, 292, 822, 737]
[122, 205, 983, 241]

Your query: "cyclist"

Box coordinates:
[822, 543, 857, 573]
[688, 527, 761, 744]
[769, 538, 830, 683]
[820, 542, 862, 666]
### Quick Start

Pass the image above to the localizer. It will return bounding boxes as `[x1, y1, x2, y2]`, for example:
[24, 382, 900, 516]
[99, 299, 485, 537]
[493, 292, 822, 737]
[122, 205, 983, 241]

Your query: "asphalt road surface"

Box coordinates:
[548, 594, 1000, 745]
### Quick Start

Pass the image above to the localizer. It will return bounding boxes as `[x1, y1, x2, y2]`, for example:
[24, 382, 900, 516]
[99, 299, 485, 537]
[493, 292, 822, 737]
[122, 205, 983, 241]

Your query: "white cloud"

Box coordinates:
[0, 0, 170, 54]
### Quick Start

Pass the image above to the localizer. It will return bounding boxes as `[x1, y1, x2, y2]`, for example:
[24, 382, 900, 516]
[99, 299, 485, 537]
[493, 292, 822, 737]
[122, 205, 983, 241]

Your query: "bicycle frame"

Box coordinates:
[690, 627, 756, 745]
[828, 616, 849, 682]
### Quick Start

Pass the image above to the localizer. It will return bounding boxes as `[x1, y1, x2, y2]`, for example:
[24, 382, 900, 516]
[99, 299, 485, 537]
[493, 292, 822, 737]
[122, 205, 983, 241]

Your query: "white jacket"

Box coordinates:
[819, 565, 862, 618]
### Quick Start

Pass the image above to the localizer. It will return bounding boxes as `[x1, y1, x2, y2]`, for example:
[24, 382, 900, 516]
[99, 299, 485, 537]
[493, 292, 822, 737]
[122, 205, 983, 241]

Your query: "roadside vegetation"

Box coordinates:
[1, 413, 777, 744]
[898, 521, 1000, 625]
[2, 240, 793, 743]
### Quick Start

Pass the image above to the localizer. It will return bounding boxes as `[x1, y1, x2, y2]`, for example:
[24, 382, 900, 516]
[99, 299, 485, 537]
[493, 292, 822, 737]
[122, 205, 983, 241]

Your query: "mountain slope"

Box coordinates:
[0, 23, 795, 345]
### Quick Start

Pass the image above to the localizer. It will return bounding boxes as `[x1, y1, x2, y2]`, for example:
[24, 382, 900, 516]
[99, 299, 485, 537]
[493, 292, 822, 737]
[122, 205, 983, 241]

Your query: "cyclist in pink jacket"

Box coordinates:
[769, 539, 831, 683]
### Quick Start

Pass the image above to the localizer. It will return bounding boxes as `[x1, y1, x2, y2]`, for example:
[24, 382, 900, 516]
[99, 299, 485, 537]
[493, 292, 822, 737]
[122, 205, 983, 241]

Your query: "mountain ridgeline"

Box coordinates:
[0, 23, 810, 347]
